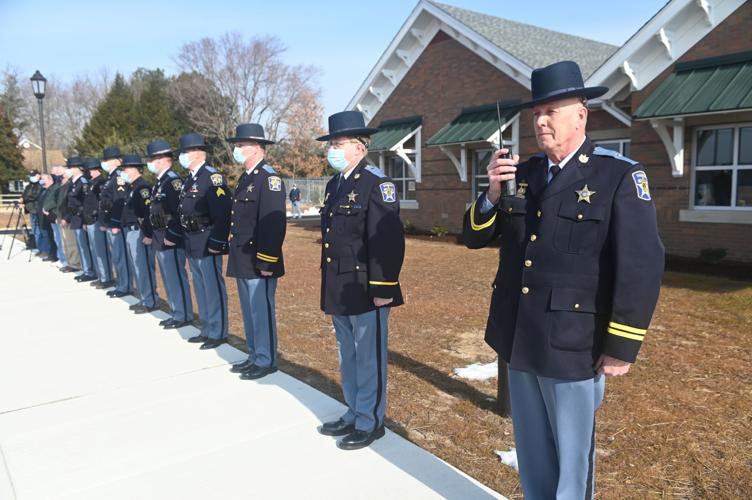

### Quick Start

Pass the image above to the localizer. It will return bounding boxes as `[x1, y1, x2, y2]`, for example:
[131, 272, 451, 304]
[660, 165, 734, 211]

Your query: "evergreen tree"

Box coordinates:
[0, 71, 30, 137]
[75, 73, 138, 156]
[133, 69, 191, 147]
[0, 103, 27, 193]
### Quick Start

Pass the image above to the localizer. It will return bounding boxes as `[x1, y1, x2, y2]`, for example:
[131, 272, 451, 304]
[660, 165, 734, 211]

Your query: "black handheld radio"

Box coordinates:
[497, 101, 516, 197]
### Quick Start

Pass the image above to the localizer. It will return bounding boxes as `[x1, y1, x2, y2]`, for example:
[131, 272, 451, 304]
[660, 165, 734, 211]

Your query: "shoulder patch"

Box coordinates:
[631, 170, 651, 201]
[210, 173, 223, 186]
[268, 176, 282, 191]
[140, 188, 150, 199]
[171, 178, 183, 191]
[262, 165, 276, 174]
[593, 146, 639, 165]
[116, 177, 126, 186]
[365, 165, 386, 178]
[379, 182, 397, 203]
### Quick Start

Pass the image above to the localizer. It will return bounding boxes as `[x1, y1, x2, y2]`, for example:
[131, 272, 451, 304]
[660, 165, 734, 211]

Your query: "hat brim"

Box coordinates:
[316, 127, 380, 142]
[145, 148, 174, 159]
[518, 86, 608, 109]
[226, 136, 275, 145]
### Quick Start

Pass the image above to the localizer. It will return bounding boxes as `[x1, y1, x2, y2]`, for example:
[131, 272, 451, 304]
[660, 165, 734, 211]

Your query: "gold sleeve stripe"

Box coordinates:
[470, 199, 497, 231]
[369, 281, 399, 286]
[256, 252, 279, 263]
[607, 328, 645, 342]
[609, 321, 647, 335]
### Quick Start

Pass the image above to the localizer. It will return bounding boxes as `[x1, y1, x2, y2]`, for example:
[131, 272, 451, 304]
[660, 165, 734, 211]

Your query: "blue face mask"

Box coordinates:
[327, 148, 349, 172]
[178, 153, 191, 169]
[63, 168, 73, 178]
[232, 147, 246, 165]
[101, 161, 109, 173]
[147, 162, 158, 174]
[119, 171, 132, 184]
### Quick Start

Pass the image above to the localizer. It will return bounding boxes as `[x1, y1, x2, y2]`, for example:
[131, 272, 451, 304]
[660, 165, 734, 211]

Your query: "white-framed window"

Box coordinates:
[691, 123, 752, 210]
[594, 139, 631, 157]
[385, 155, 416, 201]
[472, 148, 493, 199]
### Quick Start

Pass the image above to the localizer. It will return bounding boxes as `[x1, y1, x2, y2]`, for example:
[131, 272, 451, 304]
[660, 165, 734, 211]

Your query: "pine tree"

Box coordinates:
[0, 71, 31, 137]
[75, 73, 138, 156]
[0, 103, 27, 193]
[133, 69, 191, 147]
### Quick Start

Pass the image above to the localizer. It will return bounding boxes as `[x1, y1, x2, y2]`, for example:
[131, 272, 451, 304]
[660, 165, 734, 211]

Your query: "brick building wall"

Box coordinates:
[630, 1, 752, 263]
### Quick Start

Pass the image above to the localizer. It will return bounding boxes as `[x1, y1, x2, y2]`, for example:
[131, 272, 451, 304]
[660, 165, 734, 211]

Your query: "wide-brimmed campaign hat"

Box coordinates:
[83, 158, 102, 170]
[102, 146, 122, 161]
[177, 132, 210, 153]
[65, 156, 84, 168]
[227, 123, 275, 145]
[145, 139, 173, 158]
[121, 154, 145, 168]
[316, 111, 379, 142]
[519, 60, 608, 108]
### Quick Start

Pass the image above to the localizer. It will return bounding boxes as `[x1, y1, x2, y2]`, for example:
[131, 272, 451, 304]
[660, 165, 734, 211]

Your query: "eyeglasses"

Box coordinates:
[327, 140, 361, 149]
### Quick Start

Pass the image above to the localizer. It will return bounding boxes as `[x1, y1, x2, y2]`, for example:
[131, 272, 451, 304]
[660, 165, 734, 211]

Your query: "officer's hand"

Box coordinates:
[83, 224, 88, 230]
[111, 227, 120, 234]
[486, 148, 519, 205]
[143, 237, 152, 246]
[163, 238, 175, 247]
[260, 270, 273, 277]
[43, 209, 49, 215]
[208, 248, 220, 254]
[373, 297, 393, 307]
[594, 354, 631, 377]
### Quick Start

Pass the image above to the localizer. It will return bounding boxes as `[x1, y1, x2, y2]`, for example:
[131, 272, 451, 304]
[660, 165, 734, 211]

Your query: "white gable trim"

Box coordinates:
[347, 0, 532, 125]
[586, 0, 747, 99]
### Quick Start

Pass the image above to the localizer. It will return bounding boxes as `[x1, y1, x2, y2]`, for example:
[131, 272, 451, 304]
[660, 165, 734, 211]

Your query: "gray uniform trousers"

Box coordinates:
[124, 227, 158, 308]
[236, 277, 278, 368]
[508, 368, 605, 500]
[74, 228, 95, 277]
[156, 246, 193, 323]
[332, 307, 390, 433]
[108, 228, 134, 293]
[187, 254, 228, 340]
[86, 223, 112, 283]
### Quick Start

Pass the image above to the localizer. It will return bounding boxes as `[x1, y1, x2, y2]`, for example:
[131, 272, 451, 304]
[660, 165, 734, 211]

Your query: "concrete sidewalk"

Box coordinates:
[0, 245, 502, 500]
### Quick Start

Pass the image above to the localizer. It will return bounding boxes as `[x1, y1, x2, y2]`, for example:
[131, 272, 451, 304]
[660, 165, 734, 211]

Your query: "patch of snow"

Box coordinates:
[495, 448, 518, 471]
[453, 360, 498, 381]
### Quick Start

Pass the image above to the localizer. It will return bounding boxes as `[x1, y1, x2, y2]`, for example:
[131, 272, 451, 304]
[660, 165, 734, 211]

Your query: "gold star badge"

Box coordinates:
[247, 184, 254, 192]
[516, 181, 528, 198]
[347, 190, 359, 203]
[575, 184, 596, 203]
[578, 154, 589, 164]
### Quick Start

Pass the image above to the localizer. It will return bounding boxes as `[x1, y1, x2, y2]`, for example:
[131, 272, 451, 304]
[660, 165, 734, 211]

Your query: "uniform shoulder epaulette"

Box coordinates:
[166, 170, 179, 179]
[364, 165, 386, 178]
[205, 165, 218, 173]
[593, 146, 639, 166]
[262, 165, 276, 175]
[80, 177, 89, 184]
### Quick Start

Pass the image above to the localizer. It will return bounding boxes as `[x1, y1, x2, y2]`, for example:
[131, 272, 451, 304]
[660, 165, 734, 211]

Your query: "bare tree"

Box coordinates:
[170, 32, 323, 166]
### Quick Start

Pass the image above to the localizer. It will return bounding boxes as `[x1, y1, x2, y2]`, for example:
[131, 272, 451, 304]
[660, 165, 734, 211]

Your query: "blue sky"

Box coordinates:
[0, 0, 666, 117]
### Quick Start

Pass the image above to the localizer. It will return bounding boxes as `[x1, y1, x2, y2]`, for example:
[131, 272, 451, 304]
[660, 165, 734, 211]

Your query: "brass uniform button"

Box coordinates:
[355, 265, 360, 270]
[537, 210, 542, 218]
[574, 303, 581, 309]
[324, 243, 329, 248]
[577, 213, 584, 220]
[521, 287, 530, 294]
[329, 212, 333, 217]
[326, 228, 330, 233]
[507, 207, 513, 213]
[524, 260, 532, 268]
[326, 257, 331, 263]
[530, 234, 537, 241]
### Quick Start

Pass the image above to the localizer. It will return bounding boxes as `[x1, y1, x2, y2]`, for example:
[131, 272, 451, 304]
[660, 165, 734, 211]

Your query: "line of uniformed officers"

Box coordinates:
[57, 111, 404, 451]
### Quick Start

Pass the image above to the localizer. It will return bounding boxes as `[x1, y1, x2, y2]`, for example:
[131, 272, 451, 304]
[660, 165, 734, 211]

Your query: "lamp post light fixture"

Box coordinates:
[30, 70, 48, 174]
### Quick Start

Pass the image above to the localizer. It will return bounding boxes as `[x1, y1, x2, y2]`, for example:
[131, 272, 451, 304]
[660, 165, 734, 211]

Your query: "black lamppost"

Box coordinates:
[30, 70, 48, 174]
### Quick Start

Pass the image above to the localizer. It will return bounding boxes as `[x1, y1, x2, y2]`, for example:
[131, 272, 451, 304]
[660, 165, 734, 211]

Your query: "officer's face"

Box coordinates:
[237, 142, 263, 164]
[153, 156, 171, 171]
[328, 137, 364, 169]
[124, 167, 140, 182]
[532, 97, 587, 154]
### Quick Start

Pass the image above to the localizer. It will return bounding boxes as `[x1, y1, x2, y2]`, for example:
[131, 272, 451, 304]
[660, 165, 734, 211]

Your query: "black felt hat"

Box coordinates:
[227, 123, 275, 145]
[519, 60, 608, 108]
[316, 111, 379, 142]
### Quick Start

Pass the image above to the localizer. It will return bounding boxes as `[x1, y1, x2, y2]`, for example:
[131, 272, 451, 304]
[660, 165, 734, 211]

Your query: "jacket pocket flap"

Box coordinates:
[500, 197, 527, 215]
[549, 287, 598, 313]
[558, 203, 606, 221]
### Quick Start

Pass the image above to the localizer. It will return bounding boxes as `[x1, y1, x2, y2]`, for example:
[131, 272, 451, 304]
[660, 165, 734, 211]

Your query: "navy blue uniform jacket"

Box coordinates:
[149, 169, 184, 251]
[178, 163, 232, 258]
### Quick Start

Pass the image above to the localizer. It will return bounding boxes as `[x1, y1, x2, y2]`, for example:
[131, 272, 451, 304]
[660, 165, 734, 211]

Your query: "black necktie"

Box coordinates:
[548, 165, 561, 184]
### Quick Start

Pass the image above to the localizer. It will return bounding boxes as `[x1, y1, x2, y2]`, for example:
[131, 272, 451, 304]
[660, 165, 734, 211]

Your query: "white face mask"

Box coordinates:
[63, 168, 73, 178]
[29, 175, 40, 183]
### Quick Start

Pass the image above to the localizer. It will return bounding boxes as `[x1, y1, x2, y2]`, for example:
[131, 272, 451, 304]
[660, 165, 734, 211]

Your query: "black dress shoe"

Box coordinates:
[77, 274, 97, 282]
[187, 335, 208, 343]
[230, 360, 254, 373]
[318, 419, 355, 437]
[164, 320, 191, 330]
[133, 305, 159, 314]
[128, 303, 141, 310]
[42, 256, 57, 262]
[337, 426, 385, 450]
[60, 266, 76, 273]
[89, 279, 101, 286]
[159, 318, 174, 326]
[239, 365, 278, 380]
[200, 338, 227, 350]
[109, 290, 129, 298]
[96, 280, 115, 289]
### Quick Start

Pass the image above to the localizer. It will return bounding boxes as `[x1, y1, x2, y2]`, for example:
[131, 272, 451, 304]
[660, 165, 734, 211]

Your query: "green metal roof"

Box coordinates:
[426, 102, 519, 146]
[369, 116, 422, 152]
[634, 51, 752, 120]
